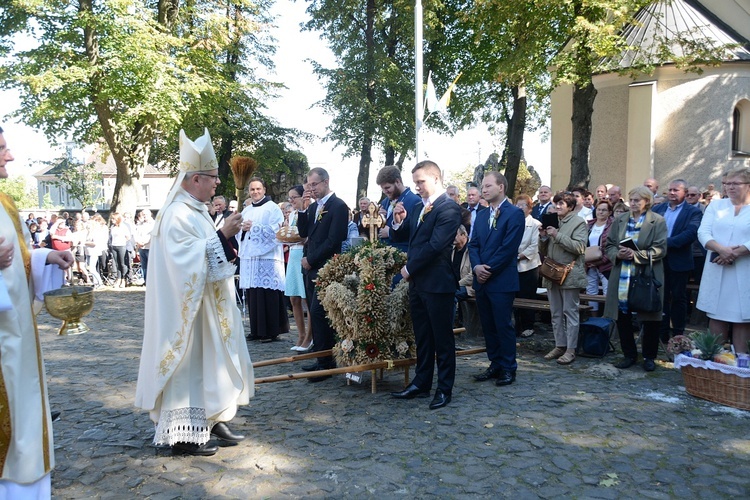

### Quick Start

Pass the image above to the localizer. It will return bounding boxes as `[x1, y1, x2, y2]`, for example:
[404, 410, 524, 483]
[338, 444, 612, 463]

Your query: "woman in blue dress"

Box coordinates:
[285, 185, 313, 351]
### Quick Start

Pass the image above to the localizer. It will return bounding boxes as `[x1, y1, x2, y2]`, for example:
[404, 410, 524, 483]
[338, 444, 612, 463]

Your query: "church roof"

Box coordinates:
[607, 0, 750, 70]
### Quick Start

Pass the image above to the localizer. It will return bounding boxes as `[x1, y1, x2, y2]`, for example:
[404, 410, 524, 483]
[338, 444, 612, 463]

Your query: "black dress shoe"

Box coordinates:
[643, 358, 656, 372]
[171, 442, 219, 456]
[211, 422, 245, 442]
[308, 374, 332, 383]
[429, 390, 451, 410]
[301, 361, 321, 372]
[390, 384, 430, 399]
[473, 367, 501, 382]
[495, 370, 516, 387]
[615, 357, 636, 369]
[51, 411, 61, 422]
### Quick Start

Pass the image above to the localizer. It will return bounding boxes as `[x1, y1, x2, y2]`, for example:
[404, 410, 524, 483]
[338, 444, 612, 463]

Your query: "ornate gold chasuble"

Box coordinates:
[0, 192, 53, 481]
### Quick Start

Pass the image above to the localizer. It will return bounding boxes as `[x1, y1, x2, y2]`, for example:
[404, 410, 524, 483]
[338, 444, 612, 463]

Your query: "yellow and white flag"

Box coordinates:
[425, 72, 462, 117]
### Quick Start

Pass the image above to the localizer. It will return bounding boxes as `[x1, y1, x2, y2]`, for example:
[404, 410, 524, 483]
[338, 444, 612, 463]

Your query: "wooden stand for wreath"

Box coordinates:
[253, 337, 485, 394]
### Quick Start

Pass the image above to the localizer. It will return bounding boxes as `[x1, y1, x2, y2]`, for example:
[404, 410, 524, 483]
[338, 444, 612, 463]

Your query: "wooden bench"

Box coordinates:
[579, 294, 607, 303]
[459, 297, 592, 337]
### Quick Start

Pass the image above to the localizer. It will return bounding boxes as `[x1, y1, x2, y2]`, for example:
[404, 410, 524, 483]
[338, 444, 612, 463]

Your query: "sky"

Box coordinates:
[1, 0, 550, 206]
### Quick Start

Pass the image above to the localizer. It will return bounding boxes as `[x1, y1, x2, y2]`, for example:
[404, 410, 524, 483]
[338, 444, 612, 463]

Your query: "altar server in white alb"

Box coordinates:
[0, 126, 74, 498]
[135, 129, 254, 457]
[237, 177, 288, 342]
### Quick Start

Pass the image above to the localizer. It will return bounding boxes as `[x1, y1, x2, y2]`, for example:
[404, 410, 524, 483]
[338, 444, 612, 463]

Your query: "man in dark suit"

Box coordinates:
[469, 172, 525, 386]
[463, 185, 488, 239]
[531, 185, 553, 222]
[652, 179, 702, 340]
[389, 161, 462, 409]
[296, 167, 350, 381]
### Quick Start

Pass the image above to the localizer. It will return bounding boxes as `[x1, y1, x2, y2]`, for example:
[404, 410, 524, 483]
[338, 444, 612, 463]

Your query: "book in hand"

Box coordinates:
[541, 213, 559, 230]
[619, 237, 639, 251]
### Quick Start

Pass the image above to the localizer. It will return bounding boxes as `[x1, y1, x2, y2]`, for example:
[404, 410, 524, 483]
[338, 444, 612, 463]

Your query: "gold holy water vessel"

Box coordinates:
[43, 286, 95, 335]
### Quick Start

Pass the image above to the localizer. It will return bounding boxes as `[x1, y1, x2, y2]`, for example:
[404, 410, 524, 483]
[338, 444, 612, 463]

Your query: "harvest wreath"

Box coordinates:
[315, 241, 415, 367]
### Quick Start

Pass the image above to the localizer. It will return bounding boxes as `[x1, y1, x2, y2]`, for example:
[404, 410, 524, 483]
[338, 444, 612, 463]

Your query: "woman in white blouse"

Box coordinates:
[514, 194, 542, 338]
[697, 167, 750, 353]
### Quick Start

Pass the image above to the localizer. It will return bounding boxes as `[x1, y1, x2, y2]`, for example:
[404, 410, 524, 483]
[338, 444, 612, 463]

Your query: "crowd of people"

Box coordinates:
[21, 208, 156, 288]
[5, 123, 750, 468]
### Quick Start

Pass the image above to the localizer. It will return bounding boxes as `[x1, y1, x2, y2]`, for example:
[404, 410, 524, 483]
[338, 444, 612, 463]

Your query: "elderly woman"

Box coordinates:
[604, 186, 667, 371]
[539, 192, 588, 365]
[585, 200, 615, 314]
[696, 167, 750, 353]
[514, 194, 542, 337]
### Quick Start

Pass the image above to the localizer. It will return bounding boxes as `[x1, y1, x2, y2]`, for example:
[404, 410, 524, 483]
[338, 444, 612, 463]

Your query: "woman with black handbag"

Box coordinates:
[603, 186, 667, 371]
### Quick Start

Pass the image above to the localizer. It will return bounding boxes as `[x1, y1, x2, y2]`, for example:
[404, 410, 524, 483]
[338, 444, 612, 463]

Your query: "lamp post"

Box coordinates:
[415, 0, 423, 162]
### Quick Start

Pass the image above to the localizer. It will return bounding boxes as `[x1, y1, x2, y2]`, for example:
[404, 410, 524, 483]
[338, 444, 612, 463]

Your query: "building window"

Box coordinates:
[732, 100, 750, 156]
[141, 184, 150, 205]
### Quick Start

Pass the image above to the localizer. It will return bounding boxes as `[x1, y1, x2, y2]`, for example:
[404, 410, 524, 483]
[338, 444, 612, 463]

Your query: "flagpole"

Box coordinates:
[415, 0, 423, 162]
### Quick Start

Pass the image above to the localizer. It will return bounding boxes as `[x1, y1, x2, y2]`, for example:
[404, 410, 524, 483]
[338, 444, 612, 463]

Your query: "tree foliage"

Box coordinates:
[304, 0, 423, 199]
[0, 176, 38, 209]
[0, 0, 290, 214]
[47, 156, 104, 211]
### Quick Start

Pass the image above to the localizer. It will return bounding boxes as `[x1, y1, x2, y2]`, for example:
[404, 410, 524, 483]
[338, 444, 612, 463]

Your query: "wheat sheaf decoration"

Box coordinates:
[230, 155, 258, 208]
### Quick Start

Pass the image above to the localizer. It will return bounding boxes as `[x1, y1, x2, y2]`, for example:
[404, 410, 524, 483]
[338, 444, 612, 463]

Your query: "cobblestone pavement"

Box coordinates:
[39, 288, 749, 499]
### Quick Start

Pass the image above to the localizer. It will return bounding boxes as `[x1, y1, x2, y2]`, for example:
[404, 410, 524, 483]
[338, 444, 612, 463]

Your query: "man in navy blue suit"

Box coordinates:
[376, 165, 421, 252]
[468, 172, 525, 386]
[389, 161, 462, 409]
[652, 179, 702, 340]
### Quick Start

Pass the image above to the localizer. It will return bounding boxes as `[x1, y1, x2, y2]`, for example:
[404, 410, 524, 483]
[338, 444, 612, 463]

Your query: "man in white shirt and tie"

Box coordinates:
[531, 185, 553, 222]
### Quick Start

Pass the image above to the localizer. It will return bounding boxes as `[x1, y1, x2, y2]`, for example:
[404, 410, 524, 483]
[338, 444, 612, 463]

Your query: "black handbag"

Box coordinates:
[627, 251, 662, 313]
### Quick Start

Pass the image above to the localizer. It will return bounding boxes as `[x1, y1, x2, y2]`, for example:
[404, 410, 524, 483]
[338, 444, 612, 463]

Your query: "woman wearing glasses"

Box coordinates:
[603, 186, 667, 371]
[696, 167, 750, 354]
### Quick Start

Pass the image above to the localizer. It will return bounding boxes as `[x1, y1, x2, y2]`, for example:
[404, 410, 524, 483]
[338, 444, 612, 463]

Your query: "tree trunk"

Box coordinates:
[357, 136, 373, 202]
[503, 85, 527, 197]
[217, 131, 234, 199]
[356, 0, 377, 202]
[384, 145, 395, 167]
[569, 79, 597, 189]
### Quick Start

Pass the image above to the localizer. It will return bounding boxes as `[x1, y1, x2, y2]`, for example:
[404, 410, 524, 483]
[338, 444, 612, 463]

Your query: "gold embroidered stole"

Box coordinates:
[0, 193, 52, 472]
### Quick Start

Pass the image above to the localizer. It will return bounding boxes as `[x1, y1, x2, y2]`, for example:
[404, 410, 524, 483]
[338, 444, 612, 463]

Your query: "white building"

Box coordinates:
[34, 150, 174, 212]
[550, 0, 750, 192]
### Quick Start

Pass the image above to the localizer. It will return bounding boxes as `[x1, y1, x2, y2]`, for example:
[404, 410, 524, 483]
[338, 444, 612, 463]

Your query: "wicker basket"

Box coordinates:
[681, 363, 750, 411]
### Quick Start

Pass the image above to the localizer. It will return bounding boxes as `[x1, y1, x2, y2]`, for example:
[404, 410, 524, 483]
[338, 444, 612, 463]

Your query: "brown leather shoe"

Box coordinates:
[544, 347, 566, 360]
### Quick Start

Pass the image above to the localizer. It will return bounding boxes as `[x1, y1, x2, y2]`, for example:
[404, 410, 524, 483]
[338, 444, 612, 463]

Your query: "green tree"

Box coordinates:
[1, 1, 283, 214]
[46, 155, 104, 210]
[304, 0, 420, 199]
[0, 176, 37, 209]
[426, 0, 564, 195]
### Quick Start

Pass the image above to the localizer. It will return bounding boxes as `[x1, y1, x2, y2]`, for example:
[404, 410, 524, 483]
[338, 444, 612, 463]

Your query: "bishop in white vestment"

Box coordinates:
[135, 129, 253, 457]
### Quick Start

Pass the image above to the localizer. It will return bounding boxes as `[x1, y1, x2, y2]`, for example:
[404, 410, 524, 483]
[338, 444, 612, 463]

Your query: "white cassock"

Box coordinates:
[135, 188, 254, 446]
[0, 194, 65, 498]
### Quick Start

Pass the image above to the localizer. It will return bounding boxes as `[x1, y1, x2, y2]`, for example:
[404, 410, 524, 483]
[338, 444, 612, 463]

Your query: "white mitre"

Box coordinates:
[153, 128, 218, 236]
